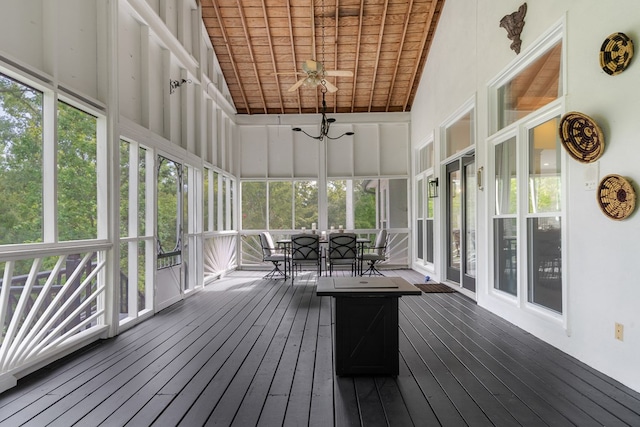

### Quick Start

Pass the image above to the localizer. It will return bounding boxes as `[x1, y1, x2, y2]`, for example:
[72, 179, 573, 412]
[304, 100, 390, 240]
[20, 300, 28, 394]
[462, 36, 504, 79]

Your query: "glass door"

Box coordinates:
[462, 156, 476, 292]
[446, 154, 476, 292]
[446, 161, 461, 283]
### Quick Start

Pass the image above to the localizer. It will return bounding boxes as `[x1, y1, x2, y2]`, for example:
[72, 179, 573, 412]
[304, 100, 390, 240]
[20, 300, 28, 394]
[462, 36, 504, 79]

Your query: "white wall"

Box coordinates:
[412, 0, 640, 392]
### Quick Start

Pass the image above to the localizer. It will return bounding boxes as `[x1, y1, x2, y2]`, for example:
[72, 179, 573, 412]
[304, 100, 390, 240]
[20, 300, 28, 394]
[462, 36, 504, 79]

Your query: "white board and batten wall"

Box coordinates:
[238, 117, 410, 179]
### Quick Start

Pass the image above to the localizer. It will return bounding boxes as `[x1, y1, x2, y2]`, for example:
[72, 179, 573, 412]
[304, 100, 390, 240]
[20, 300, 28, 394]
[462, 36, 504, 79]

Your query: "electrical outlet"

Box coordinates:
[615, 323, 624, 341]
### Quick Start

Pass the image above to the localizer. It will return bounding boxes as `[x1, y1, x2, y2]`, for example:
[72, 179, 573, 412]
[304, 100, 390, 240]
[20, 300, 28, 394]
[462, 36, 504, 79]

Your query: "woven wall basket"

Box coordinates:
[597, 174, 636, 220]
[559, 112, 604, 163]
[600, 32, 634, 76]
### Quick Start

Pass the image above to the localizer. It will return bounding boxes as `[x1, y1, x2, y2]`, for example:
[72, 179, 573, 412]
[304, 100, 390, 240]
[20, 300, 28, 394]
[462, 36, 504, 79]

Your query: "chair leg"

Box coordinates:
[263, 261, 286, 279]
[361, 260, 384, 276]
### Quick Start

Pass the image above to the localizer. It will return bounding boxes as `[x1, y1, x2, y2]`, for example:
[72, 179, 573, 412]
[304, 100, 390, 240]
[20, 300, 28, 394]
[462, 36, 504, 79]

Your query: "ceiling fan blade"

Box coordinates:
[287, 78, 306, 92]
[323, 80, 339, 93]
[272, 71, 305, 76]
[325, 70, 353, 77]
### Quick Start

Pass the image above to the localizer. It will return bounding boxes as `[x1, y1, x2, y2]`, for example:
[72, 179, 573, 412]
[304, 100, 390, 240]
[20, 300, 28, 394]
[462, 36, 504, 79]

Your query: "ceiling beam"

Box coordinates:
[385, 0, 414, 112]
[211, 0, 250, 114]
[287, 0, 302, 114]
[261, 0, 285, 114]
[349, 0, 365, 113]
[235, 0, 268, 114]
[368, 0, 389, 112]
[403, 0, 438, 111]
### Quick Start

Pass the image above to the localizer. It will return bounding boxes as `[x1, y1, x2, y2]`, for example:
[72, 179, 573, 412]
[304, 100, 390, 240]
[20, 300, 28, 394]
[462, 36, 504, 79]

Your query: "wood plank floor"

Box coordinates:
[1, 269, 639, 426]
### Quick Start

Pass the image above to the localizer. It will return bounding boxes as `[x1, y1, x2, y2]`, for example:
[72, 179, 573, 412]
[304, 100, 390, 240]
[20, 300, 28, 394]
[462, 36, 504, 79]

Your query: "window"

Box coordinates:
[327, 178, 407, 230]
[527, 117, 562, 312]
[415, 142, 434, 266]
[204, 169, 210, 231]
[212, 171, 218, 231]
[57, 102, 98, 241]
[493, 137, 517, 296]
[490, 25, 564, 314]
[119, 139, 152, 320]
[294, 180, 318, 229]
[0, 74, 102, 245]
[269, 181, 292, 229]
[497, 41, 562, 131]
[445, 109, 474, 158]
[240, 179, 319, 230]
[241, 181, 266, 229]
[0, 75, 43, 244]
[327, 180, 347, 229]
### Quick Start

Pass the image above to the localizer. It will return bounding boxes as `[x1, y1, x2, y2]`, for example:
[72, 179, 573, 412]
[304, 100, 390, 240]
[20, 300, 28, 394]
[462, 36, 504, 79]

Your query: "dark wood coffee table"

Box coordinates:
[316, 276, 421, 375]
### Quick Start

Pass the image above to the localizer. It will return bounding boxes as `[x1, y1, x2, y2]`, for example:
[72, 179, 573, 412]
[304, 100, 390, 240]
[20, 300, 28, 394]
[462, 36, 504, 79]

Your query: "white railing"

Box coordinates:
[203, 234, 238, 281]
[239, 230, 409, 268]
[0, 245, 108, 385]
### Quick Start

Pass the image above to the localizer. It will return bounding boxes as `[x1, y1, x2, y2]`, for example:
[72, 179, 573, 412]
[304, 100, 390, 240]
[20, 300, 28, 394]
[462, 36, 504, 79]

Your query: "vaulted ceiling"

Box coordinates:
[201, 0, 445, 115]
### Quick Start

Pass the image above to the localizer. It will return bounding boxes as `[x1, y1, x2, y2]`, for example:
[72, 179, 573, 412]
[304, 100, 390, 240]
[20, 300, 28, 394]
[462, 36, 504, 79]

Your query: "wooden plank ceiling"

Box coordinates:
[201, 0, 445, 115]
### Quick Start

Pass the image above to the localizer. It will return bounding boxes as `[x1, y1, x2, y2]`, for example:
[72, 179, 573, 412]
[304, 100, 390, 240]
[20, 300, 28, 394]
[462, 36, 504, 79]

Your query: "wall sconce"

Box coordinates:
[169, 78, 192, 94]
[428, 177, 439, 198]
[477, 166, 484, 191]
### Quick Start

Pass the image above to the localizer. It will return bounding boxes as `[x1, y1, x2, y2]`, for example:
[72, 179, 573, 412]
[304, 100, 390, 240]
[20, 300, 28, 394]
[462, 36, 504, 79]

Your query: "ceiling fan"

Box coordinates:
[277, 59, 353, 93]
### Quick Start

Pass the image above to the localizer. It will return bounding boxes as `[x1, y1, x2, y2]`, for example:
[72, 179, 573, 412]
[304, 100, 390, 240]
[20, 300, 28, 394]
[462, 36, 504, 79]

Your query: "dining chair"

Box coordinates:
[327, 233, 357, 276]
[290, 233, 322, 277]
[359, 229, 388, 276]
[259, 231, 288, 279]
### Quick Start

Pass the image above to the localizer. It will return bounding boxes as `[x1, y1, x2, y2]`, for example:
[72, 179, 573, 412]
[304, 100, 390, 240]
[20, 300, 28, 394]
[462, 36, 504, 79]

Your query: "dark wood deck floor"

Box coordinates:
[1, 269, 639, 426]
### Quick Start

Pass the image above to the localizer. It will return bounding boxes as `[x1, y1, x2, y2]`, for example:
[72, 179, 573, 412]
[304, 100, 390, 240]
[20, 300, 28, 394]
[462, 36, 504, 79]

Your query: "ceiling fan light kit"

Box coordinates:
[283, 0, 352, 94]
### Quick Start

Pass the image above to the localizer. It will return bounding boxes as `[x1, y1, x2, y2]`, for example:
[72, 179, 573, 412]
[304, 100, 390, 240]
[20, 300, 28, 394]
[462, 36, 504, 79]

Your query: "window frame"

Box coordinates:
[487, 19, 567, 323]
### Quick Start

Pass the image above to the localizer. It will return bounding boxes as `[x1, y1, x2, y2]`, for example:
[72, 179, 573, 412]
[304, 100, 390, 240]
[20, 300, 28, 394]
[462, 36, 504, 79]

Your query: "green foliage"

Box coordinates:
[0, 76, 43, 245]
[269, 181, 291, 229]
[294, 181, 318, 228]
[157, 157, 180, 253]
[57, 102, 98, 241]
[0, 76, 98, 245]
[242, 181, 266, 229]
[327, 180, 346, 228]
[354, 181, 376, 229]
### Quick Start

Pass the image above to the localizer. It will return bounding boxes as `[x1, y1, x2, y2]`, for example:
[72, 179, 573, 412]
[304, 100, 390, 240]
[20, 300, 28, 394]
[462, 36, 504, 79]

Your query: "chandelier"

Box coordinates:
[292, 84, 354, 140]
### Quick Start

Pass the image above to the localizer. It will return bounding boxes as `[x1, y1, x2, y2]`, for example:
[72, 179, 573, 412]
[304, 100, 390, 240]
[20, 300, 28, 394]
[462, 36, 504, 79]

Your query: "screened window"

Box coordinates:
[327, 180, 347, 229]
[119, 139, 152, 320]
[327, 178, 407, 230]
[212, 171, 218, 231]
[57, 102, 98, 241]
[221, 176, 227, 230]
[269, 181, 292, 229]
[0, 75, 43, 244]
[204, 169, 210, 231]
[294, 180, 318, 229]
[241, 181, 266, 229]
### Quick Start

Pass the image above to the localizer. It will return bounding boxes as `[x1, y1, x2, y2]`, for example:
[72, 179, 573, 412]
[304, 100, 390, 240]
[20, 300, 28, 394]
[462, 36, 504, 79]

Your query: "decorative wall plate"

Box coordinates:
[597, 174, 636, 220]
[600, 32, 634, 75]
[559, 112, 604, 163]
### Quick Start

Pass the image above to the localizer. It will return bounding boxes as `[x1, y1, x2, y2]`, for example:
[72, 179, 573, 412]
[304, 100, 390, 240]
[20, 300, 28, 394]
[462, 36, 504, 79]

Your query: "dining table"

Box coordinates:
[277, 234, 371, 277]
